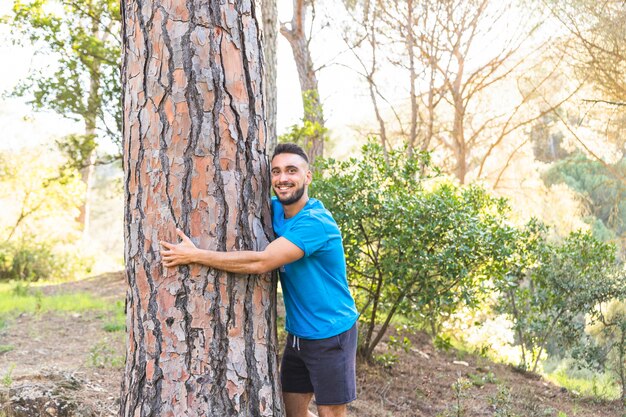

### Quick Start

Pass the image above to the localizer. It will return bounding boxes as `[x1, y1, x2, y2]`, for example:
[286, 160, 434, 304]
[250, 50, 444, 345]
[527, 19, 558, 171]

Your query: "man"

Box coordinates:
[160, 143, 359, 417]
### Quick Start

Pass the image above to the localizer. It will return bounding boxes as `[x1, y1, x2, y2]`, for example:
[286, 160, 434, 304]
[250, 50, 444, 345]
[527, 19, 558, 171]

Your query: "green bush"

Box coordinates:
[0, 237, 93, 282]
[314, 141, 514, 360]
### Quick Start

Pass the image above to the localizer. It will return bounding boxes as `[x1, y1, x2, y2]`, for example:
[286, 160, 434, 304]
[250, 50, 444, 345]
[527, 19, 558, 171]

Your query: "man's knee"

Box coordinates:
[317, 404, 347, 417]
[283, 392, 315, 417]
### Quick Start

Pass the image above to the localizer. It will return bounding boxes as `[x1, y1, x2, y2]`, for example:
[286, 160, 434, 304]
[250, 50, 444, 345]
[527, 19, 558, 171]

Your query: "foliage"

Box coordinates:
[544, 152, 626, 242]
[5, 0, 122, 158]
[102, 301, 125, 332]
[468, 371, 497, 388]
[543, 362, 620, 401]
[580, 300, 626, 404]
[488, 385, 516, 417]
[0, 237, 94, 282]
[0, 238, 58, 281]
[0, 345, 14, 354]
[438, 377, 472, 417]
[494, 223, 626, 373]
[314, 141, 513, 359]
[373, 352, 398, 369]
[88, 338, 124, 368]
[0, 148, 85, 242]
[278, 90, 328, 160]
[1, 364, 15, 388]
[0, 149, 93, 281]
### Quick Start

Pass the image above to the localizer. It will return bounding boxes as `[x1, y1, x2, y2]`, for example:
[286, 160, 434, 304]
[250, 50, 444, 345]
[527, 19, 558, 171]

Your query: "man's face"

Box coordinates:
[270, 153, 312, 205]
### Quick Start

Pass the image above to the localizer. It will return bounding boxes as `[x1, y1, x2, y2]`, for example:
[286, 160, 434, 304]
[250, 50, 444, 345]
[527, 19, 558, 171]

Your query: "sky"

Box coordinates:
[0, 1, 369, 154]
[0, 6, 80, 151]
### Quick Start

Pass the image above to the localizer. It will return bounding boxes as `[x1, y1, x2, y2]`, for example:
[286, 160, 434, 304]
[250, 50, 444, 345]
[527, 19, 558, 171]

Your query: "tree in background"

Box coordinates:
[544, 153, 626, 249]
[546, 0, 626, 106]
[314, 142, 512, 360]
[345, 0, 577, 183]
[583, 300, 626, 406]
[280, 0, 326, 164]
[0, 149, 92, 281]
[6, 0, 121, 237]
[120, 0, 282, 415]
[261, 0, 278, 156]
[494, 226, 626, 373]
[538, 0, 626, 192]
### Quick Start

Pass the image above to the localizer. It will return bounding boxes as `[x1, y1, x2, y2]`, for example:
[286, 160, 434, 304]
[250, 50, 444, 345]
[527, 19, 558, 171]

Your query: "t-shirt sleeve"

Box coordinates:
[282, 216, 329, 257]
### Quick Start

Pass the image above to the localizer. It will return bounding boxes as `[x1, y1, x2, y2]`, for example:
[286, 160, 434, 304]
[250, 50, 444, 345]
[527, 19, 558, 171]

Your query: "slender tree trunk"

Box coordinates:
[280, 0, 324, 165]
[261, 0, 278, 156]
[120, 1, 283, 416]
[77, 17, 101, 238]
[451, 51, 467, 184]
[406, 0, 419, 155]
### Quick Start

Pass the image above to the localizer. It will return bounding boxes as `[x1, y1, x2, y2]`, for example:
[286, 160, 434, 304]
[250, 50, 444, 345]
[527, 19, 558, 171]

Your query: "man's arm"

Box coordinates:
[159, 229, 304, 274]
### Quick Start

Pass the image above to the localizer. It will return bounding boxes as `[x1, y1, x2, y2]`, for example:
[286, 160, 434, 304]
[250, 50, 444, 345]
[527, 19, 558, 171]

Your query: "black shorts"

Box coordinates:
[280, 323, 358, 405]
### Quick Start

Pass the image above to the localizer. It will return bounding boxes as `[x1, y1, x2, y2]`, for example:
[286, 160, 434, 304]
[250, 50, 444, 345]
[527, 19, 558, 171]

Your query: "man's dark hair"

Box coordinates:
[272, 143, 309, 163]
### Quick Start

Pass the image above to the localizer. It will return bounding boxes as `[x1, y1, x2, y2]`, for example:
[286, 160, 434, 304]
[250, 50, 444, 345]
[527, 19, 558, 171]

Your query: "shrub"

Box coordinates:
[314, 141, 514, 360]
[0, 237, 93, 282]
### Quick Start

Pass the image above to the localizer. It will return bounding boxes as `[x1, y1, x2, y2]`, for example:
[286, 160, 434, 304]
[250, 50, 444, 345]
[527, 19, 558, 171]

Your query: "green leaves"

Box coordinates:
[6, 0, 122, 153]
[494, 221, 626, 372]
[313, 141, 512, 358]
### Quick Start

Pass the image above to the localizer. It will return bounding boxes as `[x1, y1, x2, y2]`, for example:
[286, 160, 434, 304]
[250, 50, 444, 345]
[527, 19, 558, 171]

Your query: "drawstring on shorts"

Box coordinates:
[292, 335, 301, 351]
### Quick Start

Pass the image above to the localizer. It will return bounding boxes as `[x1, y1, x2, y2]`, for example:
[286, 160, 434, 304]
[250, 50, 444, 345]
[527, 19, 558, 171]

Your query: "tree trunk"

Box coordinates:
[280, 0, 324, 165]
[77, 16, 102, 238]
[406, 0, 419, 156]
[451, 45, 467, 184]
[260, 0, 278, 156]
[120, 1, 283, 416]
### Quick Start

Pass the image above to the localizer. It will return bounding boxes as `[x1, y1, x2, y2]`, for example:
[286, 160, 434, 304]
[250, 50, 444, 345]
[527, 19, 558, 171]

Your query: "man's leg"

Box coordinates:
[317, 404, 347, 417]
[283, 392, 316, 417]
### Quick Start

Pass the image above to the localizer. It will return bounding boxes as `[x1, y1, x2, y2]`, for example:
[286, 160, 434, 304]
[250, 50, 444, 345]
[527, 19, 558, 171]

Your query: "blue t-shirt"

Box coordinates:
[272, 197, 359, 339]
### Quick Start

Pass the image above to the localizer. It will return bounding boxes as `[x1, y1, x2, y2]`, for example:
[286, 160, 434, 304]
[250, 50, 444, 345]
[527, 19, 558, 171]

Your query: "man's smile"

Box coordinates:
[276, 183, 295, 191]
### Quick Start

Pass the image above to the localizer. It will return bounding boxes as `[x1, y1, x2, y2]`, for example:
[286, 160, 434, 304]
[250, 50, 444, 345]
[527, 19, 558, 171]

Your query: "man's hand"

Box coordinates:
[160, 229, 198, 268]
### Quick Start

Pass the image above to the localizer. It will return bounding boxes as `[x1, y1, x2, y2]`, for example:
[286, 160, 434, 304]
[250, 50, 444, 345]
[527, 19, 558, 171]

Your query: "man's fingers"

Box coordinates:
[160, 241, 173, 249]
[176, 228, 191, 243]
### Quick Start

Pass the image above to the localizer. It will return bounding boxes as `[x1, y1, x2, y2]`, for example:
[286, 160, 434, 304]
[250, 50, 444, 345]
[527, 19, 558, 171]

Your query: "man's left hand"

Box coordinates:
[160, 229, 198, 268]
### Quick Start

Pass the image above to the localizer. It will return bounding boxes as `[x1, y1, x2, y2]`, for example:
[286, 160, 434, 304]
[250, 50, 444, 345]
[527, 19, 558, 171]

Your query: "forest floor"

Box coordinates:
[0, 272, 623, 417]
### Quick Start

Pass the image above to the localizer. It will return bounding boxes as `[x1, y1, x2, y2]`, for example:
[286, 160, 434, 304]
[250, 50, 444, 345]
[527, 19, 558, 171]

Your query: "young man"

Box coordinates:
[160, 143, 359, 417]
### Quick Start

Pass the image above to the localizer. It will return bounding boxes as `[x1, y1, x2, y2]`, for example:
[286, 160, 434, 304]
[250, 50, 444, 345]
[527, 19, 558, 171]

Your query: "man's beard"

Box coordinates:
[274, 183, 306, 205]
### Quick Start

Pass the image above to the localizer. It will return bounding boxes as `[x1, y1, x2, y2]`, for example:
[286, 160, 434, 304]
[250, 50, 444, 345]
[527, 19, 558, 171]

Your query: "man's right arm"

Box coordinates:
[160, 229, 304, 274]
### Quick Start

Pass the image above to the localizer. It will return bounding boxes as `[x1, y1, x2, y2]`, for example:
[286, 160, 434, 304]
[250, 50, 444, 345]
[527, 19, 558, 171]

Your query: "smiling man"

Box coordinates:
[160, 143, 359, 417]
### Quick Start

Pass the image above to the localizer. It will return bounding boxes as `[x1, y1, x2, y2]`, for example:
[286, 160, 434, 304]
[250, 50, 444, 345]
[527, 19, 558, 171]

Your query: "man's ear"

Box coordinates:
[306, 170, 312, 185]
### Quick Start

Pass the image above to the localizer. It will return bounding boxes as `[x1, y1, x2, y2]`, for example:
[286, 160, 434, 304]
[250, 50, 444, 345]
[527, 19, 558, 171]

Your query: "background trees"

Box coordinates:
[6, 0, 121, 237]
[494, 225, 626, 373]
[2, 0, 626, 411]
[313, 142, 626, 402]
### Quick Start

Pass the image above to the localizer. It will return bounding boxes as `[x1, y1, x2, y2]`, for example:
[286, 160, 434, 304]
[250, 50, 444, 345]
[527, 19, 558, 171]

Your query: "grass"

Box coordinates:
[88, 339, 125, 369]
[102, 306, 126, 332]
[0, 345, 14, 354]
[1, 364, 14, 388]
[544, 367, 620, 401]
[0, 281, 114, 315]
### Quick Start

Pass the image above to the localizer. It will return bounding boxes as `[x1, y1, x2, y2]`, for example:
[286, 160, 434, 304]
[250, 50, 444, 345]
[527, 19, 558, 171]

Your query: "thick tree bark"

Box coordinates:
[120, 1, 283, 416]
[260, 0, 278, 156]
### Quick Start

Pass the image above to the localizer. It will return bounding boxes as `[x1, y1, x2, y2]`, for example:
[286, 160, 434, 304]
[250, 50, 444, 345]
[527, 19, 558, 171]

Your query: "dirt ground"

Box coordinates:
[0, 272, 622, 416]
